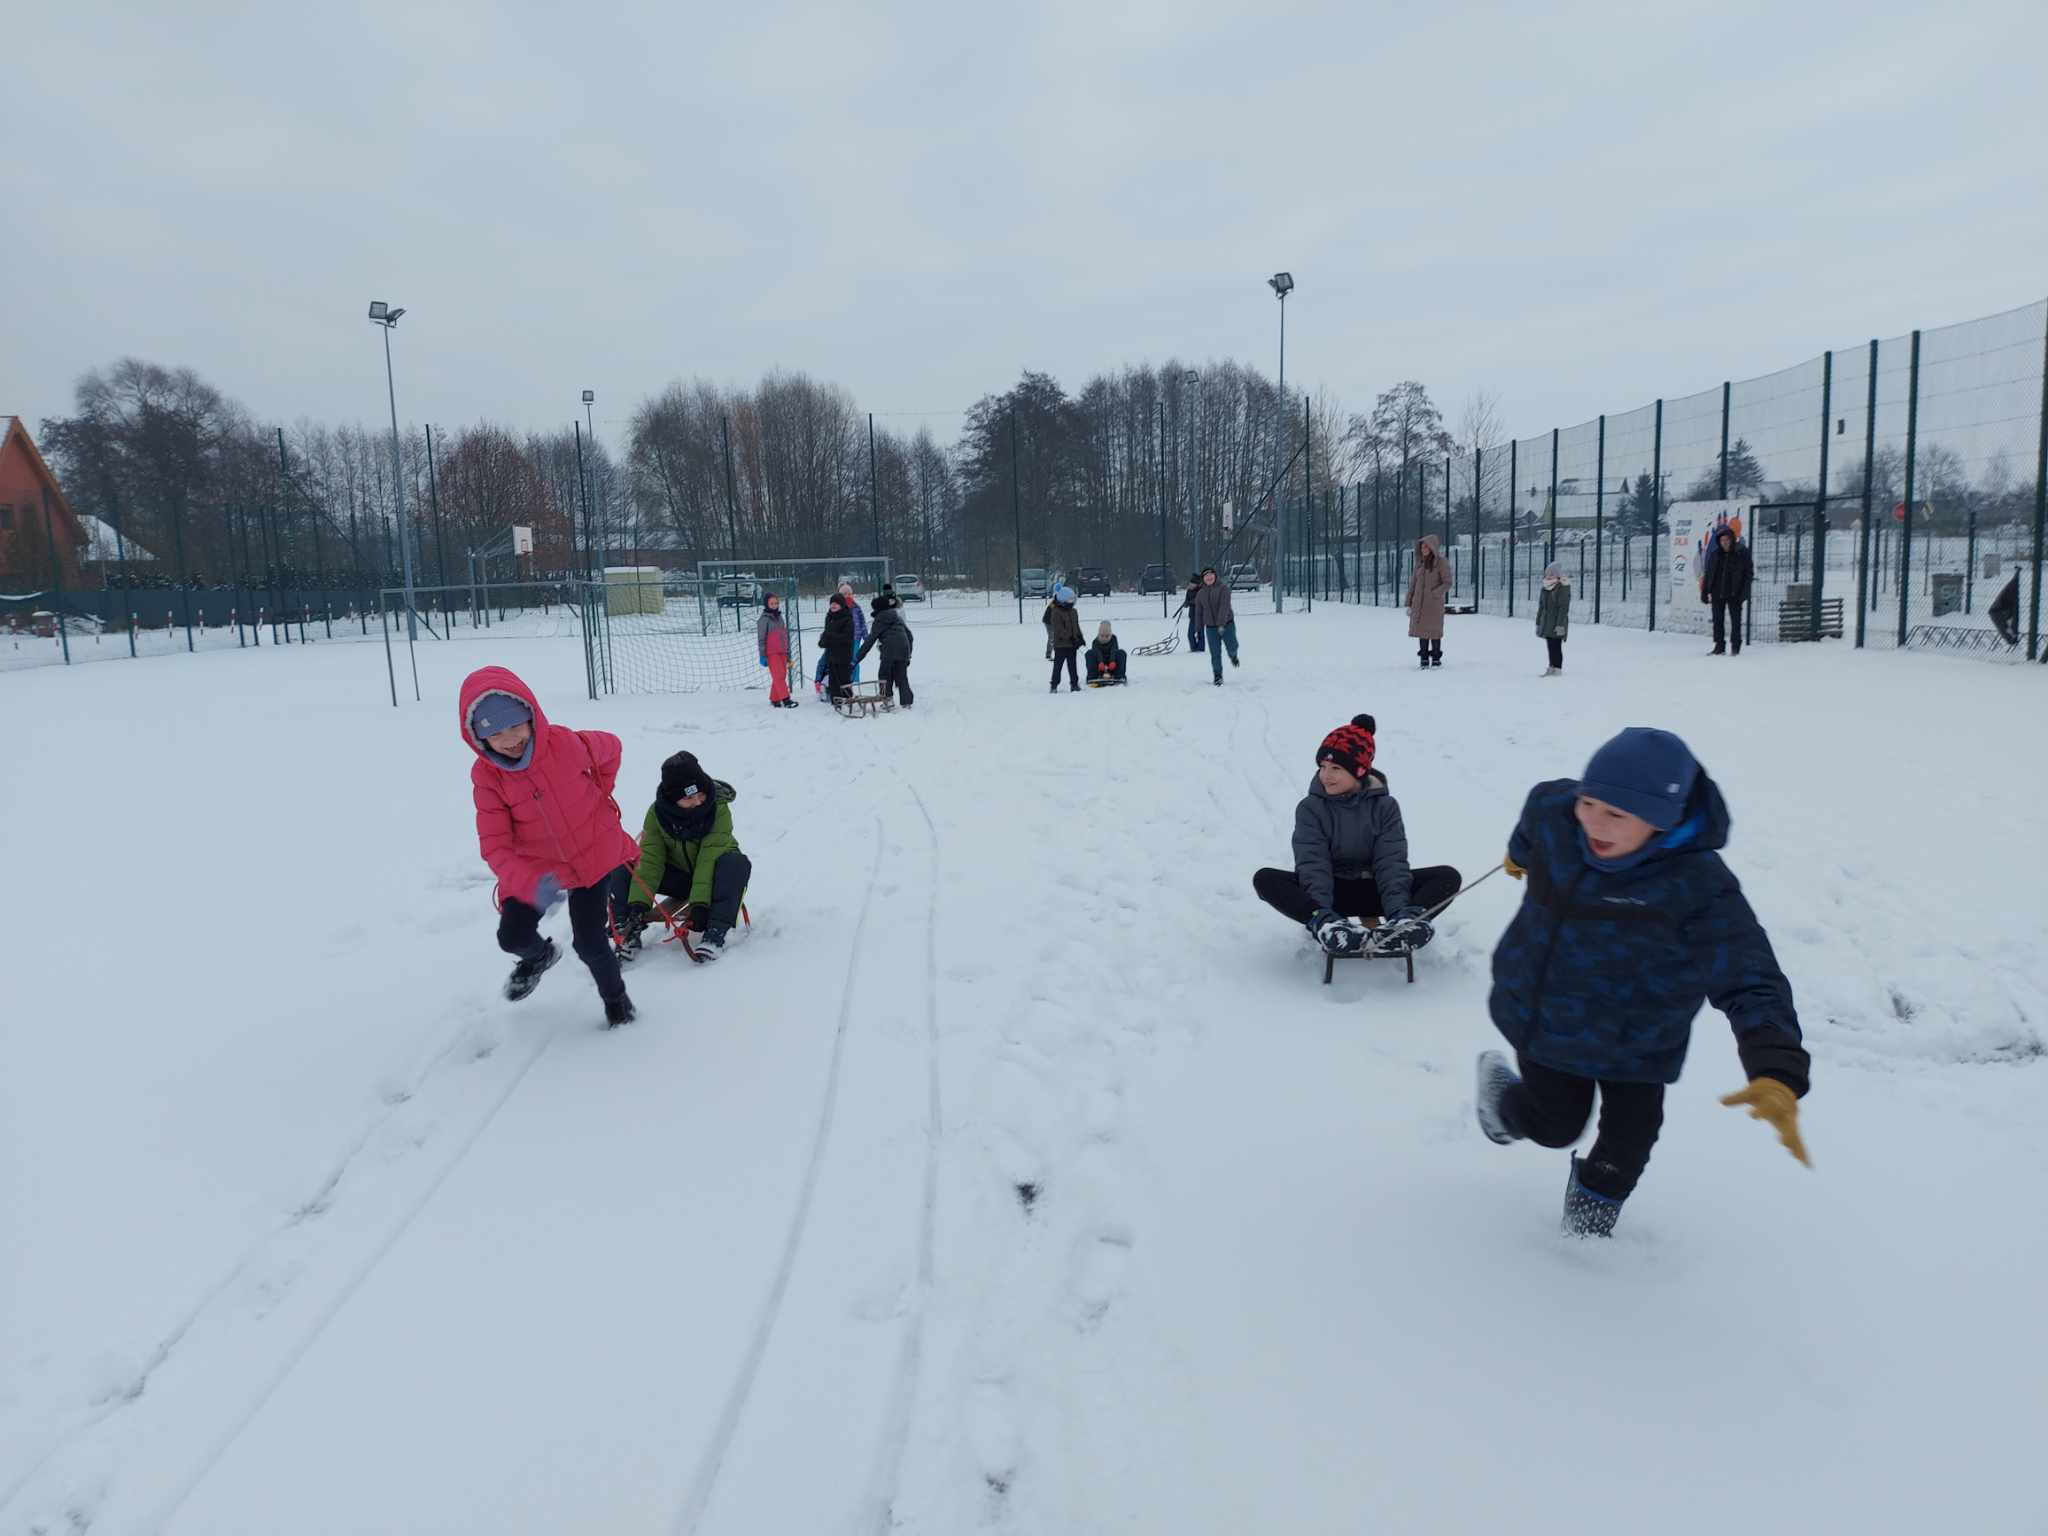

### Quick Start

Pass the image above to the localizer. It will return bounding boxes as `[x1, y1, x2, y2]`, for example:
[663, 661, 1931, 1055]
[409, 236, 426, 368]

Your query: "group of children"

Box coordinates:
[1259, 711, 1810, 1236]
[1042, 584, 1129, 689]
[751, 579, 918, 710]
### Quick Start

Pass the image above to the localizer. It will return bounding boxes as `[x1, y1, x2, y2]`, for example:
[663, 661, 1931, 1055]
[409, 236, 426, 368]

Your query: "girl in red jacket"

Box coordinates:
[459, 666, 644, 1027]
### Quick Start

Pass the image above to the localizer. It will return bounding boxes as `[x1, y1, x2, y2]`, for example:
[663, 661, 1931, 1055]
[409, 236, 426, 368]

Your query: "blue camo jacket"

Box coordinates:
[1488, 775, 1810, 1092]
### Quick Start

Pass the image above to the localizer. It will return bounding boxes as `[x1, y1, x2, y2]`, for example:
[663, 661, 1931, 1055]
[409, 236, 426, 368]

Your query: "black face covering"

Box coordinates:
[655, 793, 716, 842]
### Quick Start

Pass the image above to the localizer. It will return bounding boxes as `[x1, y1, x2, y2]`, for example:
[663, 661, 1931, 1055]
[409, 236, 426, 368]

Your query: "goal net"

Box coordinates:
[585, 557, 892, 698]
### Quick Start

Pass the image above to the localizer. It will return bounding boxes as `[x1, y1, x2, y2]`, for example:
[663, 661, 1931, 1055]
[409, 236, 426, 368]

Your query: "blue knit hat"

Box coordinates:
[471, 692, 532, 740]
[1579, 728, 1699, 830]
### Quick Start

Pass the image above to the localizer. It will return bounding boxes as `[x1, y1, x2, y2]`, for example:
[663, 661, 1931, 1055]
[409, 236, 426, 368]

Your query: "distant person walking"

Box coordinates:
[1407, 535, 1451, 668]
[1536, 561, 1570, 676]
[1192, 566, 1240, 686]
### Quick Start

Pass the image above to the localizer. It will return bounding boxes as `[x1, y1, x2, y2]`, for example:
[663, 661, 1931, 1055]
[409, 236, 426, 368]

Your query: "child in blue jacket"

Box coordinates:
[1474, 727, 1812, 1236]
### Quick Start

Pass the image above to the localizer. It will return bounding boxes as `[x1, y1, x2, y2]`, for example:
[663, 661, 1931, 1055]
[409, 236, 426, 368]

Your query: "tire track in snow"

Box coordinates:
[670, 816, 888, 1536]
[863, 778, 944, 1533]
[148, 1022, 562, 1533]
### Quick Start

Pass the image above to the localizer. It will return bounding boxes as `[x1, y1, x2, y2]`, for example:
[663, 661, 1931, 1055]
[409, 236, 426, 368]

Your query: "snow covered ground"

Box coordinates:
[3, 594, 2044, 1535]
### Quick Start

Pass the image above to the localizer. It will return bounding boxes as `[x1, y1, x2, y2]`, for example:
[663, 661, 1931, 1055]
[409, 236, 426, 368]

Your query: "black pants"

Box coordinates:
[825, 647, 853, 695]
[1417, 637, 1442, 662]
[1545, 636, 1564, 669]
[1499, 1054, 1665, 1201]
[1051, 647, 1079, 690]
[1087, 649, 1127, 683]
[1252, 865, 1463, 926]
[878, 657, 914, 706]
[651, 850, 752, 929]
[1712, 599, 1744, 653]
[499, 865, 629, 1001]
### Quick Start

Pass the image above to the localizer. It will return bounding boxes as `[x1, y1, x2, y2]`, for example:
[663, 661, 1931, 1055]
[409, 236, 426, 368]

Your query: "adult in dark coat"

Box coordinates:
[1253, 715, 1460, 954]
[1700, 528, 1755, 655]
[856, 592, 916, 707]
[817, 594, 856, 697]
[1191, 567, 1240, 684]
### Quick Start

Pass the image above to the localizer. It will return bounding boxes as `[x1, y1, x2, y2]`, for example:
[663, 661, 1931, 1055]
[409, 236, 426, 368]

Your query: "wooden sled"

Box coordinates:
[831, 681, 894, 718]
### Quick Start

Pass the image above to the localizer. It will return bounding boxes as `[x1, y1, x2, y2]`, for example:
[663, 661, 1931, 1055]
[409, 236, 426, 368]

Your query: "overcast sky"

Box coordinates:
[9, 0, 2045, 453]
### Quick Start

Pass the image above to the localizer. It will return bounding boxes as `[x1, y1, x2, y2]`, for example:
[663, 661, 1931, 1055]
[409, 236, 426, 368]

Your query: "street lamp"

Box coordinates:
[581, 389, 598, 570]
[1183, 370, 1201, 572]
[367, 301, 418, 641]
[1268, 272, 1294, 610]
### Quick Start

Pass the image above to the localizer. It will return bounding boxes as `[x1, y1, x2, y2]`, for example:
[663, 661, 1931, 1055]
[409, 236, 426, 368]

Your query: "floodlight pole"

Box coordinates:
[375, 314, 419, 642]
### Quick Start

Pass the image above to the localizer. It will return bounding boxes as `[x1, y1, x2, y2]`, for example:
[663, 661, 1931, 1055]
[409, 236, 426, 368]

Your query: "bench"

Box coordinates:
[1776, 597, 1844, 643]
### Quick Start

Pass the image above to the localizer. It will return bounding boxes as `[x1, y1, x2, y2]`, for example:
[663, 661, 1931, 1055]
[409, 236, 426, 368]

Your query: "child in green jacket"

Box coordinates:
[620, 750, 752, 960]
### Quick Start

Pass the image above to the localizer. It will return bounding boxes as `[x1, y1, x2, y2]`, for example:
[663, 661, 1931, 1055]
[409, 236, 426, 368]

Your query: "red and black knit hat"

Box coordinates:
[1316, 714, 1377, 779]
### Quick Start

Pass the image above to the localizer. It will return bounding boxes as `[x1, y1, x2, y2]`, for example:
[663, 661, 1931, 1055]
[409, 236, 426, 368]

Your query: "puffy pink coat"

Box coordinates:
[459, 666, 641, 907]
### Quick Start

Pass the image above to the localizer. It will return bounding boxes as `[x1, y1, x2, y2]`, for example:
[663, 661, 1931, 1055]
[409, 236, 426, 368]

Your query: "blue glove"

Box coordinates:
[533, 874, 564, 913]
[758, 653, 767, 667]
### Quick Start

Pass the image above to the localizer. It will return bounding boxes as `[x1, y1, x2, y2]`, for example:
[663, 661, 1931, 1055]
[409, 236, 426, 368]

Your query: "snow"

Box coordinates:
[3, 593, 2045, 1535]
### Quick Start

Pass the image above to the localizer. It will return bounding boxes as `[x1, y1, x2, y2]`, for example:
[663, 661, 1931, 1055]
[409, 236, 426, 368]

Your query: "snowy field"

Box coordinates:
[3, 596, 2045, 1535]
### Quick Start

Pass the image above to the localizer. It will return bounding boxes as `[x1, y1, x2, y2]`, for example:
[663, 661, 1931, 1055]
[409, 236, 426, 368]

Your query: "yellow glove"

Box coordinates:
[1720, 1079, 1810, 1167]
[1504, 854, 1526, 880]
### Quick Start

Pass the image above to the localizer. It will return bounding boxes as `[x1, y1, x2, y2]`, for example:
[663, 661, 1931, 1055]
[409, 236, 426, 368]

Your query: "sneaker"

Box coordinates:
[695, 925, 729, 962]
[504, 938, 560, 1002]
[1229, 654, 1240, 667]
[1212, 675, 1223, 686]
[1474, 1051, 1520, 1145]
[603, 991, 637, 1029]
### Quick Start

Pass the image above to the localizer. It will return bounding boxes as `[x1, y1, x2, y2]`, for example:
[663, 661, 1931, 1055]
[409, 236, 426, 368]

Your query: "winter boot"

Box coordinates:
[603, 991, 637, 1029]
[504, 938, 561, 1002]
[1474, 1051, 1520, 1145]
[1562, 1154, 1624, 1238]
[695, 923, 730, 961]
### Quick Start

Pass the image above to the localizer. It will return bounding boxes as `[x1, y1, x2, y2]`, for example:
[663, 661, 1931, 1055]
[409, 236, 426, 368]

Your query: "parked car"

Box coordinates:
[1072, 565, 1111, 597]
[895, 573, 928, 602]
[1137, 562, 1172, 595]
[1016, 566, 1051, 599]
[1228, 562, 1262, 592]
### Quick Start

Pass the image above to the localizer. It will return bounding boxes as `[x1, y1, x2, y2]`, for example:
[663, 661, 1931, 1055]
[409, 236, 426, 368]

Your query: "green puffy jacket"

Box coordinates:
[632, 782, 742, 908]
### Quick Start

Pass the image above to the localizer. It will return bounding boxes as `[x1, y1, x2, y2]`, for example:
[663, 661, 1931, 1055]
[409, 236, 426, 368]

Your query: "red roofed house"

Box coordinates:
[0, 415, 88, 589]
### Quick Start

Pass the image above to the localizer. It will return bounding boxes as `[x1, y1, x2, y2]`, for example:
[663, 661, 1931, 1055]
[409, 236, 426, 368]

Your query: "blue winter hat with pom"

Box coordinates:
[1579, 727, 1700, 830]
[1055, 585, 1077, 604]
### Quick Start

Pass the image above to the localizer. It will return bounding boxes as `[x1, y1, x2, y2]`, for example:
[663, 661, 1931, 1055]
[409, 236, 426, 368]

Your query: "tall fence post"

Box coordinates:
[1372, 468, 1381, 604]
[1547, 428, 1559, 563]
[2032, 303, 2048, 660]
[1897, 330, 1922, 647]
[1507, 439, 1517, 618]
[1814, 351, 1832, 641]
[1856, 339, 1878, 646]
[1303, 395, 1314, 612]
[1719, 381, 1731, 499]
[1649, 400, 1663, 633]
[1010, 411, 1023, 625]
[1473, 445, 1485, 606]
[1594, 416, 1606, 625]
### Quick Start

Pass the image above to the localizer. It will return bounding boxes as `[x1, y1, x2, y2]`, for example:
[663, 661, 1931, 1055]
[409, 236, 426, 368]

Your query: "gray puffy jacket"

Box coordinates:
[1292, 771, 1413, 913]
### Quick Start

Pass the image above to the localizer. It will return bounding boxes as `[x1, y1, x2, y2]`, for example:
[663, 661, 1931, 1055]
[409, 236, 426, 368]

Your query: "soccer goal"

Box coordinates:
[580, 556, 891, 699]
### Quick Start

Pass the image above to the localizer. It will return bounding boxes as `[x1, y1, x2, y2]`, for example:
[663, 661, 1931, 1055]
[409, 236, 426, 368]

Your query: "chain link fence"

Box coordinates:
[1277, 299, 2047, 663]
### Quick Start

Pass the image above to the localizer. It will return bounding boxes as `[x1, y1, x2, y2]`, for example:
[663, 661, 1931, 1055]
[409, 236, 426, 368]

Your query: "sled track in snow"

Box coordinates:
[861, 778, 944, 1532]
[146, 1023, 561, 1531]
[670, 815, 897, 1536]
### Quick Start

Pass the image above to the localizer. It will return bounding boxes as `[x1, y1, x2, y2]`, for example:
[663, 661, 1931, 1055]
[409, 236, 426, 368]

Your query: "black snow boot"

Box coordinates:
[1562, 1154, 1624, 1238]
[603, 991, 637, 1029]
[695, 923, 730, 962]
[504, 938, 560, 1002]
[1474, 1051, 1520, 1146]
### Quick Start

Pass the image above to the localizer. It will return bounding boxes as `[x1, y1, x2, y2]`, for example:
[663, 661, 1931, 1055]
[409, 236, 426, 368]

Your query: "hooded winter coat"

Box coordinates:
[632, 781, 743, 910]
[1535, 572, 1571, 639]
[1406, 536, 1452, 640]
[1292, 769, 1415, 915]
[1488, 773, 1810, 1091]
[1044, 598, 1084, 650]
[842, 593, 869, 652]
[1700, 539, 1754, 604]
[857, 598, 914, 665]
[459, 666, 641, 907]
[819, 600, 855, 659]
[1191, 576, 1235, 629]
[756, 605, 789, 657]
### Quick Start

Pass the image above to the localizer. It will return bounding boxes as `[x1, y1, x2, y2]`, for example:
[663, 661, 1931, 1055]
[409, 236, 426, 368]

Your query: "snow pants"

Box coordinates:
[649, 850, 752, 931]
[1252, 866, 1463, 927]
[1498, 1055, 1665, 1202]
[1051, 647, 1080, 690]
[766, 635, 791, 703]
[878, 657, 914, 706]
[824, 646, 853, 697]
[1206, 621, 1239, 680]
[499, 864, 630, 1002]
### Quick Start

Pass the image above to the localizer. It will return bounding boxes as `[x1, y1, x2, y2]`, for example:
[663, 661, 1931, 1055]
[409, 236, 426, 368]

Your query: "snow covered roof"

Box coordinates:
[79, 514, 158, 563]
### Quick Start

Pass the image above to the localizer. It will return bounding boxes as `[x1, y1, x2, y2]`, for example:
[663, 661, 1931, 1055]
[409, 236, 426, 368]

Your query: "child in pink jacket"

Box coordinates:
[459, 666, 643, 1026]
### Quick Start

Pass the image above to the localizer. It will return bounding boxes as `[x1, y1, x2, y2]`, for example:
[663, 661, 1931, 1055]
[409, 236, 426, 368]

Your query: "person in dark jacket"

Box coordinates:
[1253, 715, 1461, 955]
[1988, 571, 2021, 647]
[1044, 585, 1084, 692]
[1085, 620, 1128, 685]
[1700, 528, 1755, 655]
[1475, 727, 1812, 1237]
[856, 591, 916, 707]
[620, 751, 751, 960]
[1191, 567, 1240, 684]
[817, 593, 856, 697]
[1183, 573, 1205, 652]
[1535, 561, 1570, 676]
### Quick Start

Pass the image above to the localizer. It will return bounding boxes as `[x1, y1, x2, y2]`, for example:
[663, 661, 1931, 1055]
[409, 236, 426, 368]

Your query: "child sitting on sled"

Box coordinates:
[619, 750, 752, 962]
[1086, 620, 1127, 685]
[1252, 715, 1461, 956]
